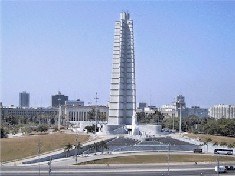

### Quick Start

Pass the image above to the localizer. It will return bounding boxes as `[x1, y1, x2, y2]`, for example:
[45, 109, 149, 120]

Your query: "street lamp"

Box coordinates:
[176, 102, 182, 134]
[167, 143, 170, 175]
[48, 156, 52, 176]
[58, 98, 61, 130]
[38, 139, 42, 176]
[179, 103, 182, 133]
[94, 92, 99, 134]
[217, 155, 220, 176]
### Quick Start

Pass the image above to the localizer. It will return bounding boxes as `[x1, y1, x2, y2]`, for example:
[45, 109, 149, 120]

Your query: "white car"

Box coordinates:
[215, 166, 226, 173]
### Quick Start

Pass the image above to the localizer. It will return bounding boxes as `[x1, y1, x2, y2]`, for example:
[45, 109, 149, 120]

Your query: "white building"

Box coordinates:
[108, 12, 136, 126]
[159, 104, 176, 118]
[64, 104, 109, 132]
[209, 104, 235, 119]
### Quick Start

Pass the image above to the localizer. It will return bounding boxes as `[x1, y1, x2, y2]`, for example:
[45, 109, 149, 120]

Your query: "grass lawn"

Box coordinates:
[0, 132, 89, 162]
[79, 154, 235, 165]
[184, 133, 235, 146]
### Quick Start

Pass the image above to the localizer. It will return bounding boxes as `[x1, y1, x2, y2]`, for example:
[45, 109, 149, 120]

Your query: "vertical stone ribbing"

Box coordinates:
[108, 12, 136, 125]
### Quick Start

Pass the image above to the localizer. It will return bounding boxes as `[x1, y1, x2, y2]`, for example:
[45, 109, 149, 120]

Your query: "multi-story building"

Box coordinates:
[1, 106, 58, 118]
[160, 96, 208, 118]
[159, 104, 176, 118]
[138, 102, 147, 111]
[51, 91, 68, 108]
[65, 99, 84, 106]
[64, 104, 109, 132]
[108, 12, 136, 126]
[19, 91, 30, 108]
[209, 104, 235, 119]
[187, 106, 208, 118]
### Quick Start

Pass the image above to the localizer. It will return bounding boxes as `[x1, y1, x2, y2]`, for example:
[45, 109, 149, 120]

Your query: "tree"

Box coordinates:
[21, 126, 32, 135]
[93, 142, 99, 154]
[74, 141, 82, 163]
[1, 127, 8, 138]
[137, 111, 164, 125]
[228, 143, 234, 148]
[220, 142, 227, 146]
[204, 137, 212, 153]
[87, 108, 96, 121]
[36, 125, 48, 132]
[64, 143, 73, 157]
[99, 141, 108, 154]
[84, 125, 95, 133]
[97, 110, 107, 122]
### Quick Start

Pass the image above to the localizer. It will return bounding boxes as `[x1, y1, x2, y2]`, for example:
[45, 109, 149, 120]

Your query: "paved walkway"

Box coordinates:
[2, 134, 114, 166]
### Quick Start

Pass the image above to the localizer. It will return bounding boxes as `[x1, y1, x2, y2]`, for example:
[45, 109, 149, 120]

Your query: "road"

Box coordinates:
[1, 163, 235, 176]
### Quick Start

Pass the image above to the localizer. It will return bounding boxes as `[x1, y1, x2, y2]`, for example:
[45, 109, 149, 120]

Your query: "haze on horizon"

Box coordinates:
[1, 1, 235, 108]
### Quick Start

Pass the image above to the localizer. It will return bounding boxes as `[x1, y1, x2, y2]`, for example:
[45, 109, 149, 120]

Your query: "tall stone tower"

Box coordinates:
[108, 12, 136, 126]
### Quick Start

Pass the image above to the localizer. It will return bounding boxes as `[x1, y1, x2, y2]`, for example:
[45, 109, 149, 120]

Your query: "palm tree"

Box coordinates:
[64, 143, 73, 157]
[93, 142, 99, 154]
[99, 141, 108, 154]
[204, 137, 212, 153]
[74, 142, 82, 163]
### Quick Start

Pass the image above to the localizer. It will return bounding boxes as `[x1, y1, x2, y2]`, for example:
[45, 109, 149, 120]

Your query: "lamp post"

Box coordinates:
[38, 139, 41, 176]
[179, 103, 182, 133]
[58, 98, 61, 130]
[48, 156, 52, 176]
[94, 92, 99, 134]
[167, 143, 170, 175]
[217, 156, 220, 176]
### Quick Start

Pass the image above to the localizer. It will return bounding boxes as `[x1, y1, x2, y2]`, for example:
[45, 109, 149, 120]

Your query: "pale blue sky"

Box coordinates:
[1, 1, 235, 108]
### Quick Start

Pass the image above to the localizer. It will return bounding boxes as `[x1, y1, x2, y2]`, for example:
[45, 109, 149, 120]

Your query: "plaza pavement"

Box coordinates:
[2, 132, 235, 167]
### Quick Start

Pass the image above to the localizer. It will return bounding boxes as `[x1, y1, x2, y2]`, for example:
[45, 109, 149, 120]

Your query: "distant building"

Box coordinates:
[1, 106, 58, 118]
[187, 106, 208, 118]
[65, 99, 84, 106]
[138, 102, 147, 111]
[64, 103, 109, 132]
[52, 91, 68, 108]
[159, 95, 208, 118]
[159, 104, 176, 118]
[209, 104, 235, 119]
[19, 91, 30, 108]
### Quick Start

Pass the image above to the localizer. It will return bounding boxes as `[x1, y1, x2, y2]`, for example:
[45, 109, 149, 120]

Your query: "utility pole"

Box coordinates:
[217, 156, 220, 176]
[167, 143, 170, 175]
[38, 139, 42, 176]
[94, 92, 99, 134]
[179, 103, 182, 133]
[58, 98, 61, 130]
[75, 137, 79, 164]
[48, 156, 52, 176]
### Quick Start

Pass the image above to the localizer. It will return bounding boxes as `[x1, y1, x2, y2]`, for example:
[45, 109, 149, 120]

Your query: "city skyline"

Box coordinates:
[1, 1, 235, 108]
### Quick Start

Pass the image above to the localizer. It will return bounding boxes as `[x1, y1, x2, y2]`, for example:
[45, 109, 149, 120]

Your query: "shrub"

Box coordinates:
[1, 127, 8, 138]
[220, 142, 227, 146]
[228, 144, 234, 148]
[84, 125, 95, 133]
[36, 125, 48, 132]
[22, 126, 33, 134]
